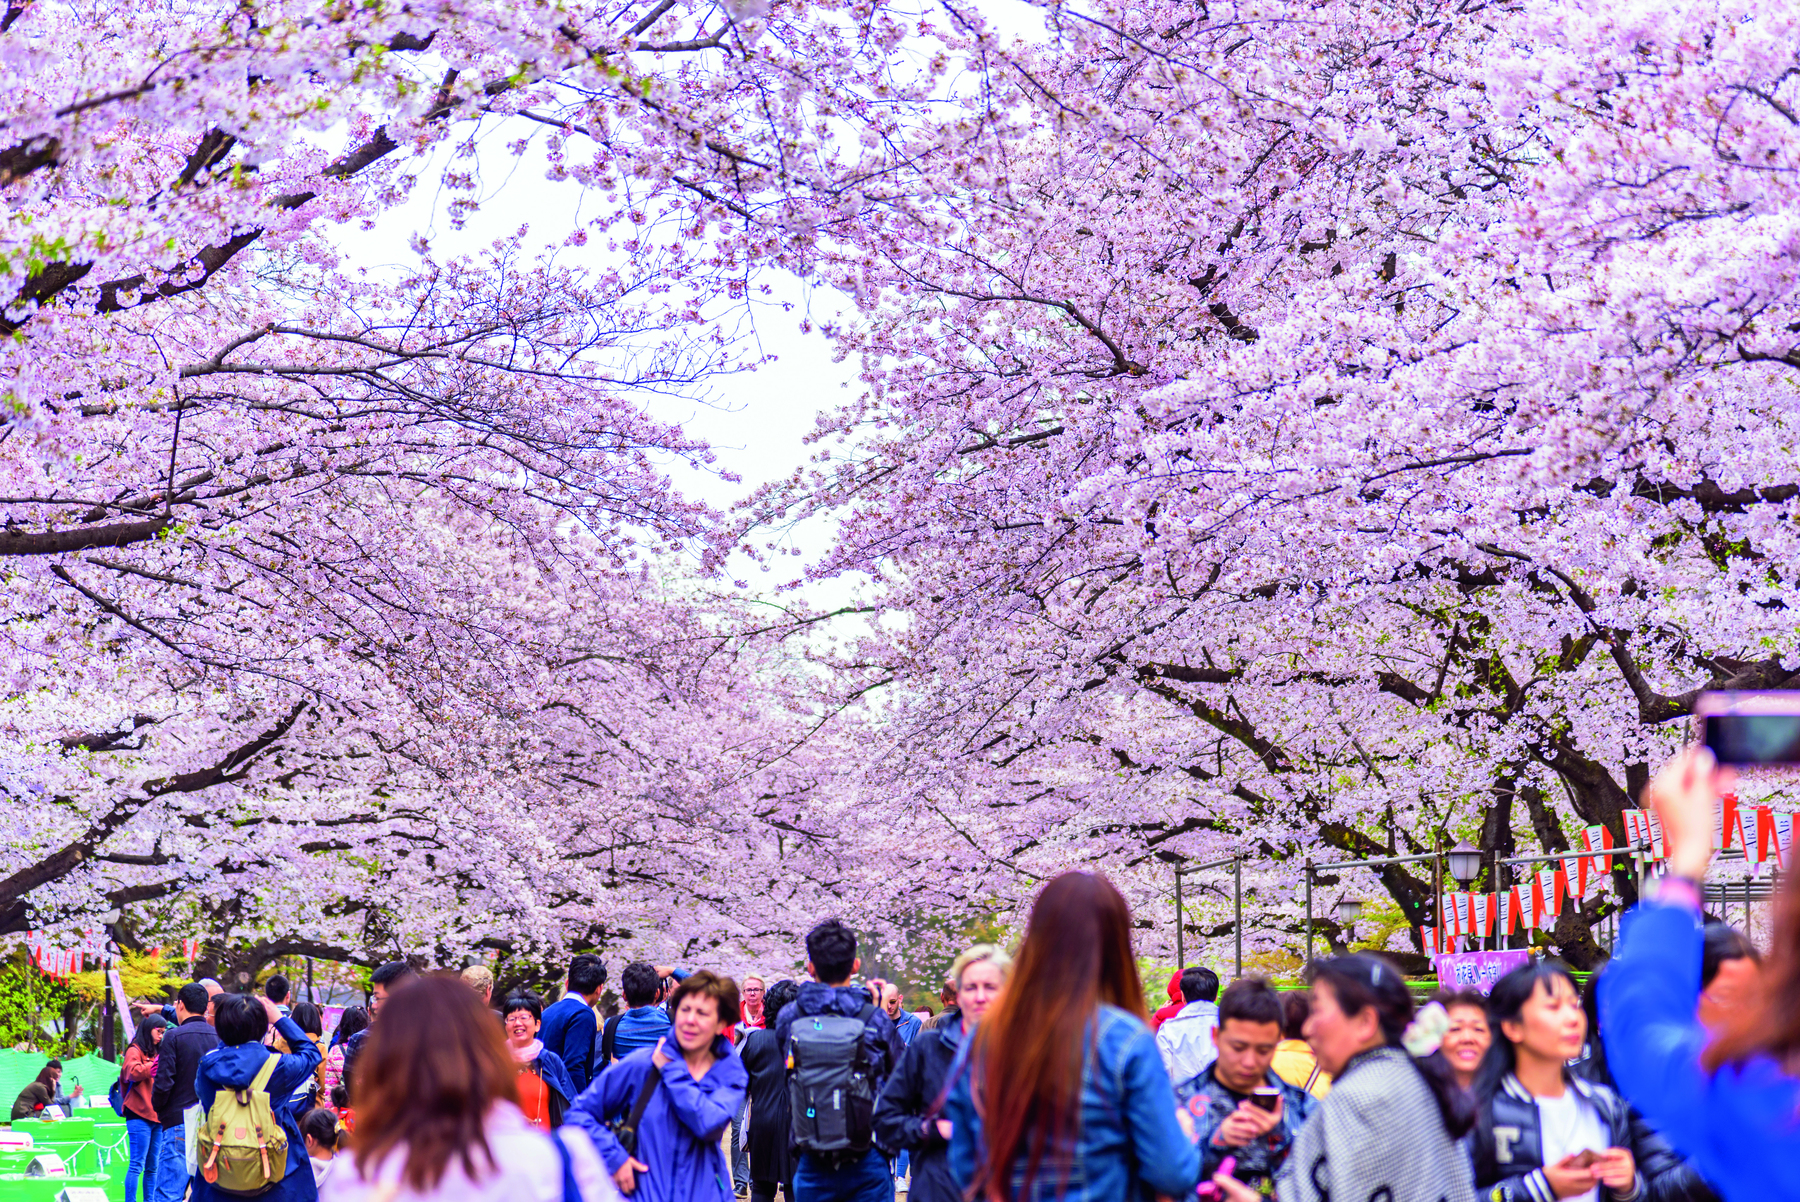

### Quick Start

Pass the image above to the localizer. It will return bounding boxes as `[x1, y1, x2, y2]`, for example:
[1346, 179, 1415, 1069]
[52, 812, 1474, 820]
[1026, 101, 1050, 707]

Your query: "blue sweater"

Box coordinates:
[191, 1016, 324, 1202]
[946, 1004, 1200, 1201]
[1600, 899, 1800, 1201]
[566, 1039, 749, 1202]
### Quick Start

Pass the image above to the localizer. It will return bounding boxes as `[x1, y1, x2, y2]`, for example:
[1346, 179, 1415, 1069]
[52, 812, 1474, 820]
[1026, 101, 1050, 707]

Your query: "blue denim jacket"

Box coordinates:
[946, 1004, 1201, 1201]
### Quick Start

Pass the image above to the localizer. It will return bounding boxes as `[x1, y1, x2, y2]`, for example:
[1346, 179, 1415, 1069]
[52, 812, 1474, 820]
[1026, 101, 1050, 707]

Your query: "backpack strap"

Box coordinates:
[601, 1014, 623, 1067]
[1303, 1062, 1321, 1093]
[237, 1051, 279, 1103]
[553, 1130, 582, 1202]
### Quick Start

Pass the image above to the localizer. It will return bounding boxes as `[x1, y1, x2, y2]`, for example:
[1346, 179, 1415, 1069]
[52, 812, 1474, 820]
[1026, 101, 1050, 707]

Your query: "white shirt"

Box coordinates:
[319, 1102, 620, 1202]
[1155, 1000, 1219, 1086]
[1536, 1089, 1606, 1202]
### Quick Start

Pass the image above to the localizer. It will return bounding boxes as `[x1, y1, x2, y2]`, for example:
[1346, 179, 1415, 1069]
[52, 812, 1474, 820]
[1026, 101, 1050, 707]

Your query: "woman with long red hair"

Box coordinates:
[943, 871, 1200, 1201]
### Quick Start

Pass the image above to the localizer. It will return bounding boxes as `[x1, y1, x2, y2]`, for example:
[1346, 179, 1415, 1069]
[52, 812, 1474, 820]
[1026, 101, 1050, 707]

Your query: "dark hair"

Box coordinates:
[177, 982, 210, 1016]
[1218, 977, 1283, 1028]
[291, 1001, 324, 1038]
[1432, 987, 1488, 1013]
[567, 953, 606, 995]
[32, 1060, 62, 1087]
[1310, 953, 1474, 1139]
[806, 919, 859, 984]
[974, 871, 1147, 1201]
[351, 974, 518, 1192]
[335, 1005, 370, 1044]
[301, 1107, 342, 1152]
[371, 960, 416, 990]
[764, 978, 801, 1020]
[940, 980, 958, 1004]
[1180, 965, 1220, 1004]
[501, 992, 542, 1021]
[621, 961, 661, 1007]
[1702, 922, 1759, 988]
[129, 1014, 169, 1058]
[265, 974, 289, 1005]
[669, 970, 742, 1027]
[215, 993, 271, 1047]
[1280, 990, 1311, 1040]
[1473, 959, 1580, 1099]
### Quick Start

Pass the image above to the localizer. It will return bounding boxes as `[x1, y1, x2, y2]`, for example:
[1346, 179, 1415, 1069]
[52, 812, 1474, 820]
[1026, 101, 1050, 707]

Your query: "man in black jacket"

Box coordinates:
[773, 920, 905, 1202]
[149, 982, 220, 1202]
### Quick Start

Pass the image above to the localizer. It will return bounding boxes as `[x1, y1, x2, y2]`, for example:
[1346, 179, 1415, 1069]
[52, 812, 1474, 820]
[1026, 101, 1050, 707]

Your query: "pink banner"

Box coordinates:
[1433, 948, 1533, 994]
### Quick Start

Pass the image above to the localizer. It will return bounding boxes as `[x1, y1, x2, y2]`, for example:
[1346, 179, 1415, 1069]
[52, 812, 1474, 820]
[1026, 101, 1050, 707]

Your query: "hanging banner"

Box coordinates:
[1737, 808, 1762, 865]
[1420, 926, 1440, 956]
[1581, 825, 1613, 875]
[1560, 854, 1584, 901]
[1647, 813, 1667, 860]
[1434, 948, 1534, 993]
[1532, 867, 1564, 930]
[1721, 793, 1738, 851]
[1497, 888, 1522, 935]
[1455, 893, 1474, 939]
[110, 969, 136, 1044]
[1471, 893, 1493, 938]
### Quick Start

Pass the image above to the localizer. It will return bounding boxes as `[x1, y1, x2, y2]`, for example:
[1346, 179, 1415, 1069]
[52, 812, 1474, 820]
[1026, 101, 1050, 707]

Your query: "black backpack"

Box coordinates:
[786, 1002, 878, 1157]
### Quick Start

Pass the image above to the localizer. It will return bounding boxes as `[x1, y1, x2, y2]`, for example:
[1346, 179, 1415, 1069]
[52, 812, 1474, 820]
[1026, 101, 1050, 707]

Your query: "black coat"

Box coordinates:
[739, 1026, 794, 1185]
[151, 1016, 221, 1129]
[1474, 1071, 1708, 1202]
[871, 1017, 966, 1202]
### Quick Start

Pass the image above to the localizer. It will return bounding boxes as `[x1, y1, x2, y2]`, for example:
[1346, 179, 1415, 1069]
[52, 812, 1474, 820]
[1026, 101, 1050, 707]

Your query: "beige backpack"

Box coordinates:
[197, 1053, 288, 1195]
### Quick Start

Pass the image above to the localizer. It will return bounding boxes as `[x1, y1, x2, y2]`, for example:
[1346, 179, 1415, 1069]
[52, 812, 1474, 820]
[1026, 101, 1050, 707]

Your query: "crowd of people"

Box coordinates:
[12, 748, 1797, 1201]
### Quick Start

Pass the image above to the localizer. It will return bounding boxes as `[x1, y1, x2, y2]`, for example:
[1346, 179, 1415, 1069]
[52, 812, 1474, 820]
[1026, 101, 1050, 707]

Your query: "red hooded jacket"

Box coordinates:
[1152, 969, 1186, 1031]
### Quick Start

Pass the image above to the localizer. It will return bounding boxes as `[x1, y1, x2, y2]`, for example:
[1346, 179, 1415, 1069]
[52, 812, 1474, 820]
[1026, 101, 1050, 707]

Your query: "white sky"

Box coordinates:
[328, 0, 1052, 595]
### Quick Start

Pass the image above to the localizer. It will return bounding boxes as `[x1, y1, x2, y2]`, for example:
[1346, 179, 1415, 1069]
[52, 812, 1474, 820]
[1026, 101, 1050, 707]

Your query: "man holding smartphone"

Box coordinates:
[1175, 978, 1317, 1191]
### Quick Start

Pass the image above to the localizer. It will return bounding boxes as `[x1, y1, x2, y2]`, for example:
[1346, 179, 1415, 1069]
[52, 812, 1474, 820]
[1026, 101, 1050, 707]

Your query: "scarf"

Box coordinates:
[510, 1038, 544, 1064]
[1277, 1046, 1475, 1202]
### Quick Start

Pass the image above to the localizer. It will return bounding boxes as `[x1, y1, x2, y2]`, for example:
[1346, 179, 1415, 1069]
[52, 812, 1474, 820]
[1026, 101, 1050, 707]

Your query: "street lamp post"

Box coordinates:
[1334, 898, 1363, 949]
[1447, 841, 1483, 950]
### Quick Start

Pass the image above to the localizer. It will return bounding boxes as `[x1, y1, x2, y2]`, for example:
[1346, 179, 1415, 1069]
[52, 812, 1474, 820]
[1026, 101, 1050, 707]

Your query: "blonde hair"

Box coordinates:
[460, 965, 494, 993]
[951, 943, 1013, 988]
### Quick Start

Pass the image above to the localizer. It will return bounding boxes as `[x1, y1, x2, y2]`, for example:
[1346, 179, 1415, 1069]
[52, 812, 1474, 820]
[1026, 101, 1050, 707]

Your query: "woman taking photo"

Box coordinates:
[874, 943, 1012, 1202]
[566, 970, 748, 1202]
[121, 1015, 170, 1202]
[1471, 961, 1685, 1201]
[944, 871, 1199, 1201]
[501, 992, 579, 1130]
[1215, 953, 1476, 1202]
[1602, 747, 1800, 1199]
[320, 975, 615, 1202]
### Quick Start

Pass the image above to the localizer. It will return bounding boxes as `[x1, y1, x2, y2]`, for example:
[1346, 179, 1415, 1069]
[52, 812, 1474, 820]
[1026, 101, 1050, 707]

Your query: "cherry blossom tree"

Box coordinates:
[1, 0, 975, 962]
[758, 0, 1800, 968]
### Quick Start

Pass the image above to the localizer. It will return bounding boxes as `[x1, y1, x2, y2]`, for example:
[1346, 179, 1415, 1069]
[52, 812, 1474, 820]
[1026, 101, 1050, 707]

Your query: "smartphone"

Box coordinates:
[1248, 1087, 1281, 1111]
[1696, 692, 1800, 765]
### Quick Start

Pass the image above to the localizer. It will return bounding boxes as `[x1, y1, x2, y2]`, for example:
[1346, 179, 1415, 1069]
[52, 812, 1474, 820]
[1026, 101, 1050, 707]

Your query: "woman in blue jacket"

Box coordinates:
[192, 992, 325, 1202]
[944, 872, 1199, 1202]
[567, 970, 748, 1202]
[1600, 747, 1800, 1201]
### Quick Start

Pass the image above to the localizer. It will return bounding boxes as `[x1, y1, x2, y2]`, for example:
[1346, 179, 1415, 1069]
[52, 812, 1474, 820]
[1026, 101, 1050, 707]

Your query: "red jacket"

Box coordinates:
[1151, 970, 1185, 1031]
[122, 1045, 159, 1122]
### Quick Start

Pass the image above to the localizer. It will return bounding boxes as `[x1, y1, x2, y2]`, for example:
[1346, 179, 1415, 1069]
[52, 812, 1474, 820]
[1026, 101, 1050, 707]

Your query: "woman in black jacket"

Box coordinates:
[870, 943, 1010, 1202]
[737, 978, 801, 1202]
[1472, 961, 1693, 1202]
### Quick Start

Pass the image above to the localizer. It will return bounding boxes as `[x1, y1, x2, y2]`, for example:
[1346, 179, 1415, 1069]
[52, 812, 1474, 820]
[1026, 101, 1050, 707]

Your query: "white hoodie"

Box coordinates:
[319, 1101, 620, 1202]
